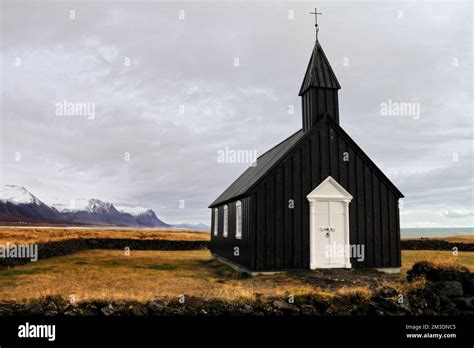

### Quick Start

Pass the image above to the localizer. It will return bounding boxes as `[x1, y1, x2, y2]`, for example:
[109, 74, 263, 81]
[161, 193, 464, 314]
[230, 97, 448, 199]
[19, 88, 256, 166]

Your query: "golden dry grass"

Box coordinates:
[0, 244, 472, 303]
[0, 228, 209, 244]
[0, 250, 320, 302]
[331, 286, 372, 299]
[401, 250, 474, 275]
[0, 249, 415, 303]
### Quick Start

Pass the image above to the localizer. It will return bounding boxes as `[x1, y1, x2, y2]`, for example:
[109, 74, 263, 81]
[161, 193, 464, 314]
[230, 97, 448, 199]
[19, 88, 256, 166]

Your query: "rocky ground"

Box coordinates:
[286, 267, 395, 291]
[0, 262, 472, 316]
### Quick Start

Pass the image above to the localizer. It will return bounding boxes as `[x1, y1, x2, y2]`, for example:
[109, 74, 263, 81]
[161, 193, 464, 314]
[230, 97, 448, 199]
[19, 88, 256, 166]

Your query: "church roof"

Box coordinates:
[209, 116, 404, 208]
[209, 129, 305, 207]
[299, 40, 341, 95]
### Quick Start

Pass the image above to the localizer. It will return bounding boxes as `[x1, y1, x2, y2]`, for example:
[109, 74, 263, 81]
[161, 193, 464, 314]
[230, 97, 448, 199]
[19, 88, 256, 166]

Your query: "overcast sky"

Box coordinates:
[1, 0, 472, 227]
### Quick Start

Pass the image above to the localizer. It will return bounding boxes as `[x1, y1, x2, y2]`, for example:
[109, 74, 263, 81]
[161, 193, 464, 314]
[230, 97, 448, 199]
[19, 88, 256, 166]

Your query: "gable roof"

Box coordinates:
[209, 116, 404, 208]
[209, 130, 304, 207]
[299, 40, 341, 95]
[307, 176, 353, 201]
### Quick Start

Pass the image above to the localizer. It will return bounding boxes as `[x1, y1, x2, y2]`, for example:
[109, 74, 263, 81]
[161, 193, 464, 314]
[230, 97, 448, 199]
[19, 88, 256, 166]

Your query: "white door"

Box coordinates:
[313, 201, 345, 267]
[307, 176, 352, 269]
[314, 201, 330, 265]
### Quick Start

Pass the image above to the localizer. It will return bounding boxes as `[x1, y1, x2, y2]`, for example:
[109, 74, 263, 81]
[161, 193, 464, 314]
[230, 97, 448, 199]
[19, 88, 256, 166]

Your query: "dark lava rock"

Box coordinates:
[130, 304, 148, 316]
[181, 296, 202, 308]
[24, 302, 43, 315]
[424, 291, 441, 311]
[439, 295, 458, 314]
[378, 287, 398, 299]
[452, 297, 473, 310]
[100, 304, 115, 316]
[407, 261, 470, 282]
[0, 306, 13, 316]
[398, 299, 412, 314]
[374, 297, 399, 313]
[352, 302, 377, 316]
[44, 301, 58, 312]
[299, 304, 319, 315]
[406, 289, 428, 314]
[241, 304, 254, 314]
[272, 300, 299, 313]
[433, 281, 464, 297]
[82, 304, 100, 316]
[461, 273, 474, 294]
[147, 301, 165, 314]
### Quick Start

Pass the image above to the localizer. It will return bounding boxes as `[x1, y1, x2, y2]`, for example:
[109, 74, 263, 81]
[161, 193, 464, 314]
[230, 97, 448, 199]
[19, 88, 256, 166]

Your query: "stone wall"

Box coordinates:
[0, 238, 210, 269]
[401, 240, 474, 251]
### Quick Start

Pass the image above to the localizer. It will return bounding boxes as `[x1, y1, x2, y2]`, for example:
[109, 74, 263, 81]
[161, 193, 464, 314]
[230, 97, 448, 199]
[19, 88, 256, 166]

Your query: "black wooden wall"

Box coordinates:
[246, 118, 401, 271]
[302, 88, 339, 130]
[210, 197, 251, 270]
[211, 117, 401, 272]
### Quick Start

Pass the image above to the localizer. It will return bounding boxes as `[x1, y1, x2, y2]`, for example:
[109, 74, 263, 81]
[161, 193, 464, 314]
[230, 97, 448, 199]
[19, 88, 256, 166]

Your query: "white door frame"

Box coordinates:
[307, 176, 353, 269]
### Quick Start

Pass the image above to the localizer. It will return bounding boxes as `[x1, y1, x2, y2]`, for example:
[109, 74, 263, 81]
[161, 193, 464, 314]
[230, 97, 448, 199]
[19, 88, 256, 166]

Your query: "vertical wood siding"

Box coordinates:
[242, 120, 401, 271]
[210, 196, 252, 269]
[302, 88, 339, 131]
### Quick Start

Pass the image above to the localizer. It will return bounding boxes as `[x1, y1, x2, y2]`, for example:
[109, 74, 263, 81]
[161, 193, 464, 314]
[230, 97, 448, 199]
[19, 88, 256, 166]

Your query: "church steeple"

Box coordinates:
[299, 39, 341, 131]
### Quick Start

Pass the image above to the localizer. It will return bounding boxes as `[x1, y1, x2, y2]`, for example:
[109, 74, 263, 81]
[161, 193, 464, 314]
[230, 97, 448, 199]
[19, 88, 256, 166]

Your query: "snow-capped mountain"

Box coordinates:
[56, 198, 135, 226]
[0, 185, 169, 227]
[0, 185, 42, 205]
[53, 198, 116, 214]
[0, 185, 64, 223]
[116, 205, 169, 227]
[52, 199, 169, 227]
[50, 199, 88, 213]
[115, 205, 150, 216]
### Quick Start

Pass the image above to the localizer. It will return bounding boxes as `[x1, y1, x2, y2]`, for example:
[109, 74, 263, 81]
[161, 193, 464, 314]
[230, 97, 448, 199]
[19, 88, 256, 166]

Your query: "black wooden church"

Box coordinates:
[209, 24, 404, 274]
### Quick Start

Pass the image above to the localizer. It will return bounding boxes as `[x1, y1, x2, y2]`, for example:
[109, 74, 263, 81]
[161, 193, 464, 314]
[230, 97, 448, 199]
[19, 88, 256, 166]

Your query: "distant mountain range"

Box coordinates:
[0, 185, 175, 228]
[172, 223, 210, 230]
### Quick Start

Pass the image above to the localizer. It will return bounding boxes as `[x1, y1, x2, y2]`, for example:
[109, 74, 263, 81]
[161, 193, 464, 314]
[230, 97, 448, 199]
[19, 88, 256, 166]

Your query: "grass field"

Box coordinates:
[2, 228, 470, 245]
[0, 248, 471, 303]
[0, 250, 312, 302]
[0, 228, 210, 244]
[0, 229, 472, 303]
[400, 250, 474, 274]
[0, 249, 410, 303]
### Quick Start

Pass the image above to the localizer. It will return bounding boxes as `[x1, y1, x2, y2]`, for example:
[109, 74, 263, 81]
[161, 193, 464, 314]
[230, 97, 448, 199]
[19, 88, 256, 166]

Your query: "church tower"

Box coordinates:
[210, 9, 403, 274]
[299, 40, 341, 131]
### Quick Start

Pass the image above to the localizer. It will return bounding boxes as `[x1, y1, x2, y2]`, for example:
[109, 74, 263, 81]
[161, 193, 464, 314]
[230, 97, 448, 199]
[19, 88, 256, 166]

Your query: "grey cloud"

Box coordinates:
[443, 210, 474, 219]
[1, 1, 472, 226]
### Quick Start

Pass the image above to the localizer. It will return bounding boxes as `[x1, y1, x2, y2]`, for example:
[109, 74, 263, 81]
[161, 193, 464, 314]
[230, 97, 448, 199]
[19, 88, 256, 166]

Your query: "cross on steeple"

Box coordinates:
[310, 8, 323, 41]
